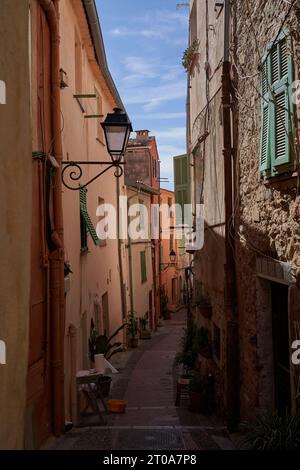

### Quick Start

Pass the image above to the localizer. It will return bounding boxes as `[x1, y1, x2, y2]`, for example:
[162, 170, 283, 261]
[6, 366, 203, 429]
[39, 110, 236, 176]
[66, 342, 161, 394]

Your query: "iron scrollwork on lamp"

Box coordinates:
[62, 108, 132, 191]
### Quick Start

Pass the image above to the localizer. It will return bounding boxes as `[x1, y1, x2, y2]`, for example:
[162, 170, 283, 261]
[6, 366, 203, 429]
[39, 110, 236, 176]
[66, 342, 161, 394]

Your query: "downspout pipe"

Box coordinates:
[222, 0, 239, 432]
[38, 0, 65, 437]
[116, 178, 126, 321]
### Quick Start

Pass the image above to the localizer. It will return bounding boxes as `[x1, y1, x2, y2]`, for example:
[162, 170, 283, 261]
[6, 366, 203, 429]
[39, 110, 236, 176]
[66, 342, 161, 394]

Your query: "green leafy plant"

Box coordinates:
[89, 319, 126, 362]
[139, 316, 148, 331]
[175, 323, 212, 373]
[175, 322, 198, 374]
[127, 310, 138, 339]
[182, 39, 199, 72]
[244, 410, 300, 450]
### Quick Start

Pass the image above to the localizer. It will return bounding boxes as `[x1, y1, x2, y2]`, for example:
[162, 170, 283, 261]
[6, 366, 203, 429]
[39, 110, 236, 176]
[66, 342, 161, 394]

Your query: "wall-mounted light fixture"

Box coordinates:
[62, 108, 132, 190]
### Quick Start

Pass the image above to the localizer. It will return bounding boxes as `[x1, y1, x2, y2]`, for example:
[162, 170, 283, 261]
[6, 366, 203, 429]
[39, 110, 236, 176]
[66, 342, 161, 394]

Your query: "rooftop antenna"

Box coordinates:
[176, 3, 189, 10]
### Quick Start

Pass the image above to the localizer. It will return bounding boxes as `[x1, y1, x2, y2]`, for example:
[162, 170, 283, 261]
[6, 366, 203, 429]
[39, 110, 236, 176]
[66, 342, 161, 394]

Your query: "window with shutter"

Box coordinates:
[140, 251, 147, 283]
[259, 31, 294, 177]
[173, 154, 191, 225]
[79, 187, 100, 248]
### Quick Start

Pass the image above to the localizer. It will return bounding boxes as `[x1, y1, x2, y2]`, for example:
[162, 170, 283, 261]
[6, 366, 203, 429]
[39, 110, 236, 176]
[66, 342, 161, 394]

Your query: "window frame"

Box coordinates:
[259, 30, 295, 178]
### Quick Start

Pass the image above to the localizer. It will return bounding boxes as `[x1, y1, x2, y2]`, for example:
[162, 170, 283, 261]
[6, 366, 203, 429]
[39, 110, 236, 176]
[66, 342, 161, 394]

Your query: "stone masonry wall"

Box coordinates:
[232, 0, 300, 419]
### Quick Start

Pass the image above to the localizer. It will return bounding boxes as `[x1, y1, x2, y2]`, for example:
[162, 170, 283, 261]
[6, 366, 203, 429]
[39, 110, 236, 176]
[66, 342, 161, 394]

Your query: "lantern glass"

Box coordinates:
[101, 108, 132, 160]
[105, 125, 129, 156]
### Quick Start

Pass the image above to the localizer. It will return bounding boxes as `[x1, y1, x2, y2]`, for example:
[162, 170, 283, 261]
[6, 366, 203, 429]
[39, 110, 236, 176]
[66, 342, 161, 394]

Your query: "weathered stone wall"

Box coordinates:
[232, 0, 300, 419]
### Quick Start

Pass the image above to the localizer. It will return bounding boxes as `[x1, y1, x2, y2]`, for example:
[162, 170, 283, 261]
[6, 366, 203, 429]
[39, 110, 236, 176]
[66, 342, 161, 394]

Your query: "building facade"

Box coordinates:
[125, 130, 161, 329]
[160, 189, 180, 311]
[187, 0, 300, 428]
[0, 0, 127, 448]
[59, 0, 126, 425]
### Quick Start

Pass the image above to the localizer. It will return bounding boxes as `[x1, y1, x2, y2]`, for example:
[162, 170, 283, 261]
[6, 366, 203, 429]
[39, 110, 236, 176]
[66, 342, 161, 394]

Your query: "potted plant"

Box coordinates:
[175, 322, 198, 379]
[244, 410, 300, 450]
[182, 39, 200, 73]
[88, 319, 126, 398]
[89, 319, 126, 363]
[139, 316, 151, 340]
[127, 310, 139, 348]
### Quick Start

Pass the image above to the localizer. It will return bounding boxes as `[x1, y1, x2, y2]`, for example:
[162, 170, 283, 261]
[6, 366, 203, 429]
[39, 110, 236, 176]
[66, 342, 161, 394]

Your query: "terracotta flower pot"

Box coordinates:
[140, 329, 151, 340]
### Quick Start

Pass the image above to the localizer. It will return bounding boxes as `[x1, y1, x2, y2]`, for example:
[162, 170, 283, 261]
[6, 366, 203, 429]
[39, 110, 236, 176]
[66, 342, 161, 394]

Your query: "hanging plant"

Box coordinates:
[182, 39, 200, 72]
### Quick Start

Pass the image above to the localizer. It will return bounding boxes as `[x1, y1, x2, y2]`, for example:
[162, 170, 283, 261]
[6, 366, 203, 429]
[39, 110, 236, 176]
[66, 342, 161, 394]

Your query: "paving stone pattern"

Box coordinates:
[51, 309, 235, 451]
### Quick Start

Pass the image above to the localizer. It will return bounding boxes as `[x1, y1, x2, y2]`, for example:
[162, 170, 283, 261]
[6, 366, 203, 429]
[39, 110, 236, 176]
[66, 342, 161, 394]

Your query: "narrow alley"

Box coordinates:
[1, 0, 300, 456]
[50, 310, 234, 451]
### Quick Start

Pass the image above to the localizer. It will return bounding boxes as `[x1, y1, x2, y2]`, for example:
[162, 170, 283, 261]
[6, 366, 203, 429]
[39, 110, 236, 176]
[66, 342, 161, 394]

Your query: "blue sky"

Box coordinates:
[96, 0, 189, 190]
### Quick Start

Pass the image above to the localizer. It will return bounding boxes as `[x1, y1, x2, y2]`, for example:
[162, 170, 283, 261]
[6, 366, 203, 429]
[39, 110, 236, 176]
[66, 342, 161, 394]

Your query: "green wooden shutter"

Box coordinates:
[140, 251, 147, 283]
[173, 154, 190, 225]
[270, 36, 294, 171]
[260, 33, 294, 176]
[260, 60, 271, 171]
[79, 187, 100, 246]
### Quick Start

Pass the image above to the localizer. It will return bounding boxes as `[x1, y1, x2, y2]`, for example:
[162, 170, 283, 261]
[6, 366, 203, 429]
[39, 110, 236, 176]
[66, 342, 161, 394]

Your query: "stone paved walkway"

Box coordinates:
[50, 309, 235, 450]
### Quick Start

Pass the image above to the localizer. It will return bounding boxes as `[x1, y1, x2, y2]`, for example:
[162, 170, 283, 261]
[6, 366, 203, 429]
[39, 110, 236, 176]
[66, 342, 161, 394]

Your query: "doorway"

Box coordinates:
[271, 282, 291, 416]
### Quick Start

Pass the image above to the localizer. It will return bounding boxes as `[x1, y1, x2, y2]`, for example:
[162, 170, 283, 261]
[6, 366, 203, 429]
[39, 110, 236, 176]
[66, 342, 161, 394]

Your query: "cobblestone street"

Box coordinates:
[50, 309, 235, 451]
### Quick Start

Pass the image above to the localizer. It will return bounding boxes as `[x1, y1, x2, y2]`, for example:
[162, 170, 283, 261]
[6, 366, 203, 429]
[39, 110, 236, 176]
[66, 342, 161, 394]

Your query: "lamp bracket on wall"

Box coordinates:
[61, 160, 125, 191]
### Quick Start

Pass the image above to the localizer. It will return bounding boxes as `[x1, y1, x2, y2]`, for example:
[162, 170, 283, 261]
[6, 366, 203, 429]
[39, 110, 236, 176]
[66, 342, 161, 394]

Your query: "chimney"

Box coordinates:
[135, 130, 150, 141]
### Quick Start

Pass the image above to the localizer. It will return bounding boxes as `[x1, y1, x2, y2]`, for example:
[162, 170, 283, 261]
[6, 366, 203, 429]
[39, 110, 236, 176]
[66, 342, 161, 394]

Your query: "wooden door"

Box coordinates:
[26, 6, 53, 448]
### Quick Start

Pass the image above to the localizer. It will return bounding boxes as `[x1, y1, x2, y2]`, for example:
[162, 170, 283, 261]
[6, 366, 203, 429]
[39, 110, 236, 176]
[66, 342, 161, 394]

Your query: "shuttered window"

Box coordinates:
[140, 251, 147, 283]
[260, 31, 294, 176]
[173, 154, 191, 225]
[79, 187, 100, 249]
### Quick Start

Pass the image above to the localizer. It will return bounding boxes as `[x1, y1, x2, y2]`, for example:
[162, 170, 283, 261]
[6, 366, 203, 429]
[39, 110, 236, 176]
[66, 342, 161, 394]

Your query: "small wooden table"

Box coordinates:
[76, 370, 108, 426]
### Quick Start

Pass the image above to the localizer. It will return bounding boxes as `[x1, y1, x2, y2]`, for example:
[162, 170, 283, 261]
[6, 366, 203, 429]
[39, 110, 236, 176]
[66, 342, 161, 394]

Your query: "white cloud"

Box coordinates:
[109, 9, 188, 44]
[121, 58, 182, 85]
[152, 127, 186, 140]
[109, 27, 165, 39]
[123, 80, 187, 111]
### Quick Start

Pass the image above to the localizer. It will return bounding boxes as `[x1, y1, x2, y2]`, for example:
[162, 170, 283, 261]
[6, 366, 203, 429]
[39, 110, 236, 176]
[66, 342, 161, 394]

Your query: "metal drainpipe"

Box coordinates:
[222, 0, 239, 432]
[38, 0, 65, 437]
[116, 178, 126, 322]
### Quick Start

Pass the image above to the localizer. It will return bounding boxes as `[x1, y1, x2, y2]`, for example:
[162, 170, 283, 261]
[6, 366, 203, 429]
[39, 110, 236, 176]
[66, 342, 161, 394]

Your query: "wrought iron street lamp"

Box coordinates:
[62, 108, 132, 190]
[169, 249, 176, 264]
[101, 107, 132, 161]
[161, 249, 177, 269]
